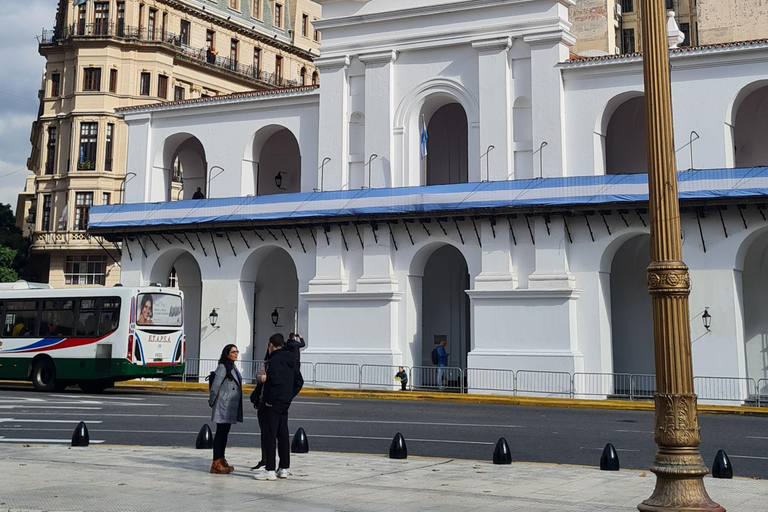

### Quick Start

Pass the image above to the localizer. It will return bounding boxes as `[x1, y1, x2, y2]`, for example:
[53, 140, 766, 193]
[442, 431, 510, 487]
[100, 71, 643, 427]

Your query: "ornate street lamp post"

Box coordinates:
[638, 2, 722, 511]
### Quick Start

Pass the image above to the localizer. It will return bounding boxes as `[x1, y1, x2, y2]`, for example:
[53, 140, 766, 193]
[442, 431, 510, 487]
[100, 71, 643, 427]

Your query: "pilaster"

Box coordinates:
[528, 216, 575, 289]
[359, 50, 397, 188]
[315, 55, 350, 191]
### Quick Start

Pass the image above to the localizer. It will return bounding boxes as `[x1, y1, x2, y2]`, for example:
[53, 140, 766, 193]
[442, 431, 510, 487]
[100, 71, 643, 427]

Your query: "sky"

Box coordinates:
[0, 1, 58, 210]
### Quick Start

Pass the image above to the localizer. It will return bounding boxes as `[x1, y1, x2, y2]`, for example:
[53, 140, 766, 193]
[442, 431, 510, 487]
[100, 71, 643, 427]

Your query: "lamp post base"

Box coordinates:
[639, 394, 724, 512]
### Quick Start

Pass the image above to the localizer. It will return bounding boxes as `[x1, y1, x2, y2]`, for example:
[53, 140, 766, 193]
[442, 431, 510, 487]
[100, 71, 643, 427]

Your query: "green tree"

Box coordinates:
[0, 246, 18, 282]
[0, 203, 29, 281]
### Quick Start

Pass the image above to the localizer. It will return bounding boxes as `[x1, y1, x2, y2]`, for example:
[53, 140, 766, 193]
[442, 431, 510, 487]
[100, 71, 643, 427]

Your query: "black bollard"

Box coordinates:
[711, 450, 733, 479]
[71, 421, 89, 447]
[599, 443, 619, 471]
[492, 437, 512, 465]
[196, 424, 213, 450]
[291, 427, 309, 454]
[389, 433, 407, 459]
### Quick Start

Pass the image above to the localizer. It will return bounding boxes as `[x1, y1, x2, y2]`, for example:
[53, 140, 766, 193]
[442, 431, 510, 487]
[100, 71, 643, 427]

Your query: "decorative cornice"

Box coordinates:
[523, 28, 577, 47]
[301, 291, 404, 302]
[471, 36, 513, 52]
[358, 50, 398, 65]
[314, 55, 351, 70]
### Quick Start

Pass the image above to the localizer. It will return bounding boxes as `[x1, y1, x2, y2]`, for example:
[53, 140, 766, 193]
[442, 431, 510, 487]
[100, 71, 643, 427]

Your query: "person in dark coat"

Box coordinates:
[208, 344, 243, 474]
[249, 347, 271, 471]
[286, 332, 306, 365]
[253, 333, 303, 481]
[192, 187, 205, 199]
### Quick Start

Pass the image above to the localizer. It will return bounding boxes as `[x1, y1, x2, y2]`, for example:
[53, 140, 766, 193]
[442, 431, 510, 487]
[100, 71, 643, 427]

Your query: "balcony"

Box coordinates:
[31, 230, 107, 251]
[38, 24, 301, 89]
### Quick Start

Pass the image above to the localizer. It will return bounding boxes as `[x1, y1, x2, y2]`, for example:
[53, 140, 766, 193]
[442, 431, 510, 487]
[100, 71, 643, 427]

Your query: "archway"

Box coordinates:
[425, 103, 469, 185]
[411, 244, 470, 390]
[155, 133, 206, 201]
[149, 249, 203, 360]
[609, 235, 654, 388]
[604, 95, 647, 174]
[740, 230, 768, 388]
[244, 126, 301, 196]
[734, 85, 768, 167]
[241, 247, 299, 362]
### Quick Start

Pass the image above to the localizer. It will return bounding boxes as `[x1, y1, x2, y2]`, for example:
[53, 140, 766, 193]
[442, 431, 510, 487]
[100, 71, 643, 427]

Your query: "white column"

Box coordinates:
[357, 223, 398, 292]
[314, 55, 350, 191]
[524, 32, 574, 178]
[308, 226, 348, 293]
[359, 50, 397, 188]
[472, 37, 513, 182]
[528, 216, 576, 290]
[474, 218, 517, 291]
[123, 113, 152, 204]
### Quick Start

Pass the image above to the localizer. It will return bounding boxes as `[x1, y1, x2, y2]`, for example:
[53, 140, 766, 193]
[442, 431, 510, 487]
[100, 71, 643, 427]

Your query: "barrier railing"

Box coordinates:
[693, 376, 757, 402]
[410, 366, 463, 392]
[516, 370, 572, 397]
[465, 368, 516, 394]
[361, 364, 410, 390]
[180, 359, 761, 406]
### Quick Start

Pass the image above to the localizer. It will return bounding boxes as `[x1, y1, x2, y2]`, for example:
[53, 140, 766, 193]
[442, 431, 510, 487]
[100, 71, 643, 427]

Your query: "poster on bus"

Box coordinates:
[136, 293, 182, 327]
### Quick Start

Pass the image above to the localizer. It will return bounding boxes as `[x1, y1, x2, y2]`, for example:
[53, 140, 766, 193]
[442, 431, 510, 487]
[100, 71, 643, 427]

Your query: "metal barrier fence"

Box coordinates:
[693, 376, 757, 402]
[181, 359, 763, 405]
[410, 366, 463, 392]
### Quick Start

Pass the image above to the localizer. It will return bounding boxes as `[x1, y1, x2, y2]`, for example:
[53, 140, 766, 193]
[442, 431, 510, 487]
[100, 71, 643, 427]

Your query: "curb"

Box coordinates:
[3, 379, 765, 416]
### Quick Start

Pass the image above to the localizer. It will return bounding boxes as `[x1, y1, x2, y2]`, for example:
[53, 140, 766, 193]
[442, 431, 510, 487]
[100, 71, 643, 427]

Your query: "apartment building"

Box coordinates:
[18, 0, 321, 287]
[571, 0, 768, 56]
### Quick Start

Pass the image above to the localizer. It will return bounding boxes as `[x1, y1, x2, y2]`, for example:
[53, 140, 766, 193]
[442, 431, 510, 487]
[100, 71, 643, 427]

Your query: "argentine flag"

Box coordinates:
[420, 116, 428, 159]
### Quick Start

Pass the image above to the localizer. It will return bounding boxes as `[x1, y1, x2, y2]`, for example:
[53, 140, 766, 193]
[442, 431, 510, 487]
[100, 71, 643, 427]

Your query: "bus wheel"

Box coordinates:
[31, 359, 58, 392]
[79, 380, 110, 394]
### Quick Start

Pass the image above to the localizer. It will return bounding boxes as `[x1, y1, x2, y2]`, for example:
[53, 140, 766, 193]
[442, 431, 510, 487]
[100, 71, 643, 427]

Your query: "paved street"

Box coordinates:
[1, 385, 766, 478]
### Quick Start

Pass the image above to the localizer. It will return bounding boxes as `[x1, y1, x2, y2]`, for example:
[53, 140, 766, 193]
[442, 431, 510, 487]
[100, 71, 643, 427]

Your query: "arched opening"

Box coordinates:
[425, 103, 469, 185]
[605, 96, 647, 174]
[609, 235, 654, 388]
[149, 250, 203, 360]
[241, 247, 300, 362]
[734, 85, 768, 167]
[311, 72, 318, 86]
[299, 67, 306, 86]
[244, 126, 301, 196]
[156, 133, 206, 201]
[411, 244, 470, 390]
[741, 230, 768, 388]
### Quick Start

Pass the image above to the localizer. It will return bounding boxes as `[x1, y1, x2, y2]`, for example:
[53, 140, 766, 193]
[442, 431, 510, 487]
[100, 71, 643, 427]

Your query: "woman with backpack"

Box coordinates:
[208, 344, 243, 474]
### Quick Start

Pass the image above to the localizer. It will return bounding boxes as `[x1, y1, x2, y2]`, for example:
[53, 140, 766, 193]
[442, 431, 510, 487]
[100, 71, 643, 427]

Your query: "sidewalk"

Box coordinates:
[1, 444, 764, 512]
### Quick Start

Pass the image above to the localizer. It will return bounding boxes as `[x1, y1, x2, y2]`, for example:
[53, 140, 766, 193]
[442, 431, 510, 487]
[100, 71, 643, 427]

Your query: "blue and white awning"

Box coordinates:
[89, 167, 768, 232]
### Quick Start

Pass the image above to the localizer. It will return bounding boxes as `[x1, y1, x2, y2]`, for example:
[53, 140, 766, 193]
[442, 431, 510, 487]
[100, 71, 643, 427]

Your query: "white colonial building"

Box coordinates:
[90, 0, 768, 399]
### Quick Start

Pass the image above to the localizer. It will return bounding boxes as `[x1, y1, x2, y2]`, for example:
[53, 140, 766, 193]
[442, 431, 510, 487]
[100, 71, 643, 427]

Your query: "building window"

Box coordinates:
[138, 4, 144, 33]
[665, 0, 673, 8]
[174, 86, 185, 101]
[314, 24, 320, 42]
[41, 194, 52, 231]
[83, 67, 101, 92]
[117, 2, 126, 36]
[253, 0, 260, 19]
[620, 0, 633, 13]
[299, 67, 306, 86]
[105, 123, 114, 172]
[94, 2, 109, 36]
[275, 55, 283, 81]
[78, 123, 98, 170]
[206, 30, 214, 50]
[65, 255, 106, 285]
[158, 75, 168, 99]
[74, 192, 94, 231]
[311, 71, 318, 86]
[45, 126, 57, 174]
[622, 28, 635, 54]
[50, 73, 60, 97]
[78, 6, 86, 35]
[253, 48, 261, 74]
[275, 4, 282, 27]
[148, 8, 157, 40]
[139, 72, 151, 96]
[680, 22, 691, 47]
[230, 39, 239, 69]
[302, 14, 309, 37]
[102, 192, 111, 205]
[180, 20, 190, 45]
[229, 0, 239, 10]
[109, 69, 118, 93]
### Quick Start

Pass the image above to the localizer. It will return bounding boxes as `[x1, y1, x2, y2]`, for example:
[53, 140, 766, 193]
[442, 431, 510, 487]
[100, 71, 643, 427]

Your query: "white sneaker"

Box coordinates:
[253, 470, 277, 481]
[276, 468, 289, 479]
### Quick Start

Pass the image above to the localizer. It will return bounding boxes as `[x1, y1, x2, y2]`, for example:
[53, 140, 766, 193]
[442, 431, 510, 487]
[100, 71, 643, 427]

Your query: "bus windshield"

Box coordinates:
[136, 293, 182, 327]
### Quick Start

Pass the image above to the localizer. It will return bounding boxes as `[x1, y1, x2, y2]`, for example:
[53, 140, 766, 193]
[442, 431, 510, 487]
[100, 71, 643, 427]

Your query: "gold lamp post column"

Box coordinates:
[638, 2, 722, 511]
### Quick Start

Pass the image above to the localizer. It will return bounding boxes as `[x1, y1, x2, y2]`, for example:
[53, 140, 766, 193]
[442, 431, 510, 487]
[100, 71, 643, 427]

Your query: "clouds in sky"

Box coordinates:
[0, 1, 57, 209]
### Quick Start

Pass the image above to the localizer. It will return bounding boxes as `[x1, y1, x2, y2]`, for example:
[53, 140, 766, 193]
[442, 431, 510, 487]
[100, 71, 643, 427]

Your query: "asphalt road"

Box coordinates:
[1, 386, 766, 478]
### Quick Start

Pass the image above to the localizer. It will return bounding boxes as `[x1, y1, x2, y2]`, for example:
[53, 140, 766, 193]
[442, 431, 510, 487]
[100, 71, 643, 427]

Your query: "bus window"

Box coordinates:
[3, 300, 39, 337]
[98, 297, 120, 335]
[76, 299, 98, 337]
[40, 300, 75, 337]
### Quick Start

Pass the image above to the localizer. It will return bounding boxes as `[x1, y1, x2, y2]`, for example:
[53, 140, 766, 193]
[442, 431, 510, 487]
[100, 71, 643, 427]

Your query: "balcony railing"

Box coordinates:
[38, 24, 301, 89]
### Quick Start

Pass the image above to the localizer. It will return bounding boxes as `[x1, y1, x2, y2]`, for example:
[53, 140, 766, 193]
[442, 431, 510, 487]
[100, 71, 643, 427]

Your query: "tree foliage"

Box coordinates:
[0, 203, 29, 282]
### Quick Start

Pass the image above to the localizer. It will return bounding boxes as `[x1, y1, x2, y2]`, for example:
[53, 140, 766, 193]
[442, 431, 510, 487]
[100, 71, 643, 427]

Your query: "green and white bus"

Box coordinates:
[0, 282, 185, 392]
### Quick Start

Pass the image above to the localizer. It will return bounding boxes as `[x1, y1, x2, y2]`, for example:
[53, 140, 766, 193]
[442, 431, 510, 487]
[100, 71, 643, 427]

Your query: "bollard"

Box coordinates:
[599, 443, 619, 471]
[389, 433, 407, 459]
[71, 421, 89, 447]
[195, 424, 213, 450]
[711, 450, 733, 479]
[291, 427, 309, 454]
[492, 437, 512, 465]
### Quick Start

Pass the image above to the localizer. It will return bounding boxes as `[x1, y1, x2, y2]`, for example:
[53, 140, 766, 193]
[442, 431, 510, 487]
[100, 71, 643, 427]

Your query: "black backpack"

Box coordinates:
[206, 371, 216, 390]
[431, 347, 439, 365]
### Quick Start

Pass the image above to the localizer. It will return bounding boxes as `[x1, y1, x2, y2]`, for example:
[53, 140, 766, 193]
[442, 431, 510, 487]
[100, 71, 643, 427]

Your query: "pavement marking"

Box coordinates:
[580, 447, 640, 452]
[0, 418, 103, 424]
[746, 436, 768, 440]
[729, 454, 768, 460]
[306, 434, 495, 445]
[614, 429, 654, 434]
[0, 406, 103, 410]
[0, 438, 105, 444]
[290, 418, 525, 428]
